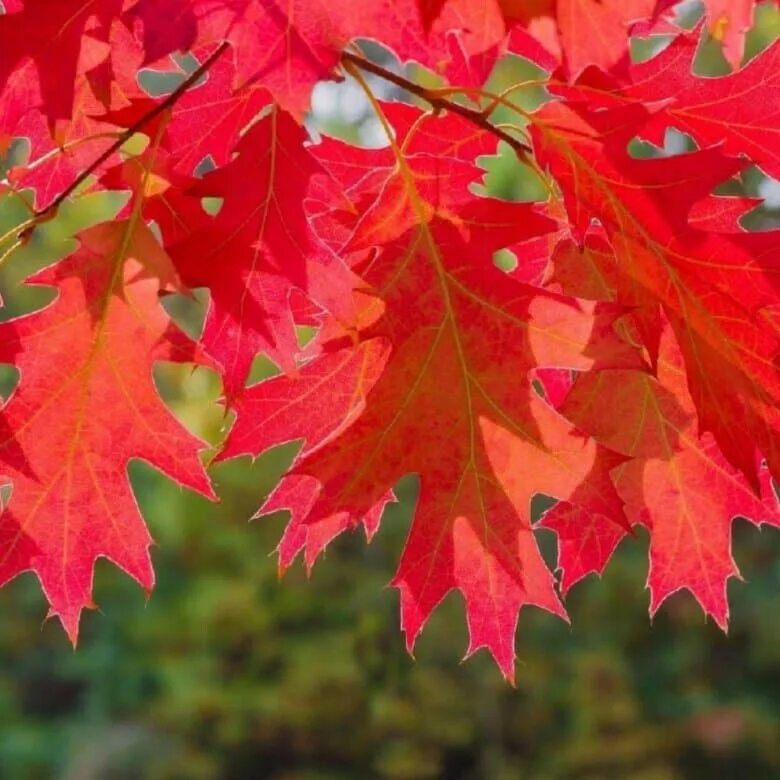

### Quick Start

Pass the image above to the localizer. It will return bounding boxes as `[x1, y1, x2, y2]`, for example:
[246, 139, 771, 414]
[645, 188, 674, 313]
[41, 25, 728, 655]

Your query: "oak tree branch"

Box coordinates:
[34, 41, 231, 222]
[341, 51, 533, 160]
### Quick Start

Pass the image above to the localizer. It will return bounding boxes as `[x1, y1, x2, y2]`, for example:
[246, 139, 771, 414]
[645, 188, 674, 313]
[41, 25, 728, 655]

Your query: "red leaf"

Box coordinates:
[224, 183, 642, 677]
[116, 48, 272, 176]
[532, 99, 780, 485]
[0, 0, 120, 123]
[0, 219, 214, 641]
[555, 0, 657, 75]
[154, 108, 357, 396]
[221, 338, 392, 569]
[626, 35, 780, 180]
[561, 323, 780, 625]
[538, 502, 628, 595]
[418, 0, 449, 29]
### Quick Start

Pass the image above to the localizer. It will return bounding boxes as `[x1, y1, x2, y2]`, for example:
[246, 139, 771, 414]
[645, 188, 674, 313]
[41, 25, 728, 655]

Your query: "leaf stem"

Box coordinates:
[341, 51, 533, 161]
[34, 41, 231, 222]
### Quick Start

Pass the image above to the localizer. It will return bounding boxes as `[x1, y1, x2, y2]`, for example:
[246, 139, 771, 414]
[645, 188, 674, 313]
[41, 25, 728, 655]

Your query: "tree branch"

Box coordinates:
[34, 41, 231, 221]
[340, 51, 533, 160]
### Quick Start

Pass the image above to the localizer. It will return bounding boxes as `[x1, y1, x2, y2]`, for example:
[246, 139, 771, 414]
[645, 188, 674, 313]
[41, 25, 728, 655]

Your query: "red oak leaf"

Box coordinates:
[142, 49, 271, 175]
[220, 338, 392, 569]
[154, 108, 356, 395]
[500, 0, 669, 75]
[310, 102, 498, 252]
[223, 184, 644, 677]
[263, 474, 392, 572]
[124, 0, 202, 63]
[560, 322, 780, 625]
[555, 0, 656, 75]
[531, 99, 780, 485]
[6, 22, 150, 210]
[0, 219, 214, 641]
[538, 502, 628, 595]
[0, 0, 120, 123]
[126, 0, 338, 117]
[11, 84, 124, 210]
[625, 34, 780, 180]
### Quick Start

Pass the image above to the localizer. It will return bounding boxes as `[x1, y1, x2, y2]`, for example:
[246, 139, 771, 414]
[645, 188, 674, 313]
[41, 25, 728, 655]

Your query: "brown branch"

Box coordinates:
[34, 41, 231, 221]
[341, 51, 533, 159]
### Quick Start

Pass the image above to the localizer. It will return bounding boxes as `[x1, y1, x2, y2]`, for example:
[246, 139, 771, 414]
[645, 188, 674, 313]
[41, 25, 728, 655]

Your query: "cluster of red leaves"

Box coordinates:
[0, 0, 778, 678]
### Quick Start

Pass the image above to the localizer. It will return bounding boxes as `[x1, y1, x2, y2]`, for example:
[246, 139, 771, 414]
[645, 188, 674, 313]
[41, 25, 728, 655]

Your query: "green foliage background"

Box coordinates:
[0, 7, 778, 778]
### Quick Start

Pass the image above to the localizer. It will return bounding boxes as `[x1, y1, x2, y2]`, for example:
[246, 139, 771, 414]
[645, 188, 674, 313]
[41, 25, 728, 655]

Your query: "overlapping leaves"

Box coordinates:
[0, 0, 778, 677]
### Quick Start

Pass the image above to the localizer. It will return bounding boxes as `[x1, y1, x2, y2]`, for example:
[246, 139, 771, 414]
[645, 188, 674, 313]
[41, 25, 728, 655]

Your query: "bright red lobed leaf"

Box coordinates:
[0, 0, 120, 122]
[224, 146, 645, 676]
[624, 34, 780, 180]
[537, 502, 628, 596]
[554, 0, 657, 75]
[0, 218, 214, 640]
[220, 338, 392, 570]
[147, 108, 357, 396]
[559, 322, 780, 625]
[531, 98, 780, 486]
[141, 49, 272, 175]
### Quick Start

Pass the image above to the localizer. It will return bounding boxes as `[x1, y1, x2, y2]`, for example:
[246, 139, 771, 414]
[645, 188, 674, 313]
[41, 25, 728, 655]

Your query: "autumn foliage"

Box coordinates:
[0, 0, 779, 680]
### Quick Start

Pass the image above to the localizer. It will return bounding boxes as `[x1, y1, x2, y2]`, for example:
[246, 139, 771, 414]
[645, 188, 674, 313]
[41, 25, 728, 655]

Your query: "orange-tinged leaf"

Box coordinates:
[225, 189, 642, 678]
[555, 0, 656, 75]
[310, 102, 499, 255]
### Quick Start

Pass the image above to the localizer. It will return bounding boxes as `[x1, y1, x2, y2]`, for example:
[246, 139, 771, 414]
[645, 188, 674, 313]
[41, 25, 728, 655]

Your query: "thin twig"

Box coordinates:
[341, 51, 533, 160]
[34, 41, 230, 221]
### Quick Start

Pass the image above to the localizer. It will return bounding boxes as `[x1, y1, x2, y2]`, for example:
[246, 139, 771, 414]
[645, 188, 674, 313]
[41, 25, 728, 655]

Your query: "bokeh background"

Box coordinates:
[0, 3, 778, 778]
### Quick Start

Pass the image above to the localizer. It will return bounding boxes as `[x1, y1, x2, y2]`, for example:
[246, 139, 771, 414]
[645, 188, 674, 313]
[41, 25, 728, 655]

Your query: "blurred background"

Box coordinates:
[0, 3, 778, 778]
